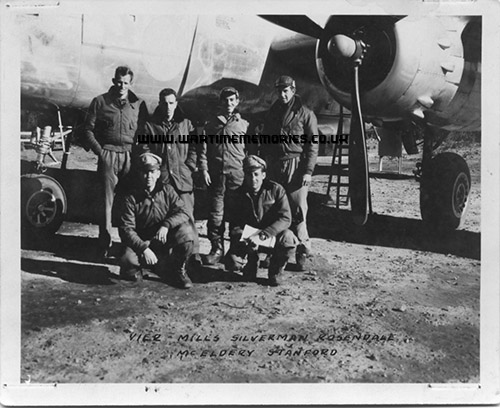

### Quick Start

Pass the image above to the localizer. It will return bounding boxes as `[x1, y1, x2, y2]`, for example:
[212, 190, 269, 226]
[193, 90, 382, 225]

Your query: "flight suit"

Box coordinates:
[84, 87, 149, 253]
[117, 181, 195, 280]
[262, 94, 318, 254]
[226, 179, 297, 282]
[199, 111, 249, 252]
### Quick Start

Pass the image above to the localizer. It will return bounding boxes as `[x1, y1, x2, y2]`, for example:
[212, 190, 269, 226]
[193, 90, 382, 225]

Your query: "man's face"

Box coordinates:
[141, 168, 161, 191]
[112, 74, 132, 99]
[277, 86, 295, 104]
[245, 168, 266, 193]
[159, 94, 178, 120]
[221, 94, 239, 115]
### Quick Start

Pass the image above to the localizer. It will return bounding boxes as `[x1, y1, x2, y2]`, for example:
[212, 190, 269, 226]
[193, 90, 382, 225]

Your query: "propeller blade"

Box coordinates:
[259, 15, 323, 38]
[348, 63, 370, 226]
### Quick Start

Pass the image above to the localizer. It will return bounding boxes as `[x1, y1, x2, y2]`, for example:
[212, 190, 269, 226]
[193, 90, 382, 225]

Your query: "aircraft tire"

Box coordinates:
[21, 174, 66, 239]
[420, 152, 471, 230]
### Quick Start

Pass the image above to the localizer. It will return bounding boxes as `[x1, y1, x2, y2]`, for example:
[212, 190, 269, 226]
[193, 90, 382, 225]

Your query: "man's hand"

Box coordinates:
[202, 170, 212, 186]
[96, 147, 104, 158]
[154, 226, 169, 244]
[142, 248, 158, 265]
[302, 174, 312, 187]
[246, 230, 265, 249]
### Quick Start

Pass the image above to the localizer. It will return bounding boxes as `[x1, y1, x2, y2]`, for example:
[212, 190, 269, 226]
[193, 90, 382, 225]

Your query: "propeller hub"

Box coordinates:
[328, 34, 367, 62]
[328, 34, 356, 58]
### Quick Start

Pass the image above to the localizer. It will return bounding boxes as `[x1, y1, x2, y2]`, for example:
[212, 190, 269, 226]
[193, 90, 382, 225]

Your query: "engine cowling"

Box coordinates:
[316, 15, 481, 132]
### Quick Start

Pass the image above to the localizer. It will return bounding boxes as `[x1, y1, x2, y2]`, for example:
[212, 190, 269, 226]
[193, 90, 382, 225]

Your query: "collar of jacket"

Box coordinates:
[270, 94, 303, 116]
[151, 105, 187, 125]
[134, 180, 165, 200]
[105, 87, 141, 106]
[242, 179, 273, 197]
[217, 110, 241, 125]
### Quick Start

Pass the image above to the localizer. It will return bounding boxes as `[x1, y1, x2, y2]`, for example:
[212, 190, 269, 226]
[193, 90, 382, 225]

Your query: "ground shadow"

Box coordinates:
[190, 265, 245, 284]
[22, 233, 121, 264]
[21, 258, 115, 285]
[307, 192, 480, 260]
[189, 268, 276, 287]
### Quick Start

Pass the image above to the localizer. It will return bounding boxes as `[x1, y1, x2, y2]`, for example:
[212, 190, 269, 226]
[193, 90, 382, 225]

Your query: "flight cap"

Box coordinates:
[138, 153, 162, 171]
[243, 155, 267, 172]
[275, 75, 296, 89]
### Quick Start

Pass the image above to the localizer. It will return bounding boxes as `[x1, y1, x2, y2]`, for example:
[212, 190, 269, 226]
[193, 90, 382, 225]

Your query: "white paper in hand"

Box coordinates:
[240, 225, 276, 248]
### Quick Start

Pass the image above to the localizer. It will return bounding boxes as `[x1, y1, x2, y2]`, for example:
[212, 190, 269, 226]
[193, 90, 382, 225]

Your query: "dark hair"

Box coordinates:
[159, 88, 177, 100]
[114, 66, 134, 80]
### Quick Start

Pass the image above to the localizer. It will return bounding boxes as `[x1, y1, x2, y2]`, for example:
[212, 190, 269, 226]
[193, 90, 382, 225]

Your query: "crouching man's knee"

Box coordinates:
[119, 246, 144, 281]
[170, 222, 196, 245]
[120, 246, 140, 269]
[275, 229, 298, 257]
[269, 229, 297, 269]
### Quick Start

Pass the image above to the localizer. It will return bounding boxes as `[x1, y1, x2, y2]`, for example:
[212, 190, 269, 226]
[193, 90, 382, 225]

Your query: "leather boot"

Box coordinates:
[268, 255, 288, 286]
[295, 245, 310, 271]
[203, 242, 224, 265]
[260, 253, 271, 269]
[174, 264, 193, 289]
[120, 267, 143, 282]
[242, 252, 259, 282]
[188, 253, 203, 272]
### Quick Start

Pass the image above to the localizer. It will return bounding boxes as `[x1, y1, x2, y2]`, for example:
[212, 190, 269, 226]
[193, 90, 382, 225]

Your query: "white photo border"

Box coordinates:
[1, 0, 499, 405]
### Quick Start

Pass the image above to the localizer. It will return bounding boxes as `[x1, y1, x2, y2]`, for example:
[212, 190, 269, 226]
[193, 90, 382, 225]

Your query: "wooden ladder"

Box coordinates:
[324, 106, 350, 208]
[324, 140, 350, 208]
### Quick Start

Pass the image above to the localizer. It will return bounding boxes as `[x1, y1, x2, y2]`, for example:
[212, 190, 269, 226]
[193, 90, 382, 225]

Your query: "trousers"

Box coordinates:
[97, 149, 131, 250]
[177, 190, 200, 255]
[206, 172, 242, 249]
[120, 224, 194, 277]
[266, 156, 311, 252]
[226, 229, 298, 272]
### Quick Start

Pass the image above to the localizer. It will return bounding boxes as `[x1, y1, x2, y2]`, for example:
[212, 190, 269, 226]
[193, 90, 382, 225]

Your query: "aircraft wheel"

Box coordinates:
[21, 174, 66, 238]
[420, 152, 471, 230]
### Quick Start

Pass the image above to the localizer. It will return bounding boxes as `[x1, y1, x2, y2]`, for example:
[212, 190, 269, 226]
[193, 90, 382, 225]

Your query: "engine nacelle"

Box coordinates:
[316, 15, 481, 132]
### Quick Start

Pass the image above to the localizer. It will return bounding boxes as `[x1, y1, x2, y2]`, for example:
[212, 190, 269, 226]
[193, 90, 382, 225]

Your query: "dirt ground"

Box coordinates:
[19, 135, 480, 384]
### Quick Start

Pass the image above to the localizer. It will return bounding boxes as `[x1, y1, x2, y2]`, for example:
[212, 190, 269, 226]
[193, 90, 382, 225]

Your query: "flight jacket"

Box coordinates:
[227, 179, 292, 240]
[118, 181, 193, 254]
[262, 95, 319, 175]
[198, 111, 249, 179]
[138, 106, 197, 193]
[84, 87, 149, 154]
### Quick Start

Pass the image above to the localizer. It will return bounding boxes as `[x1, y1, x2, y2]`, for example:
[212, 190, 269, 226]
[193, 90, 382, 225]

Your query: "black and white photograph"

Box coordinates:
[1, 0, 499, 405]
